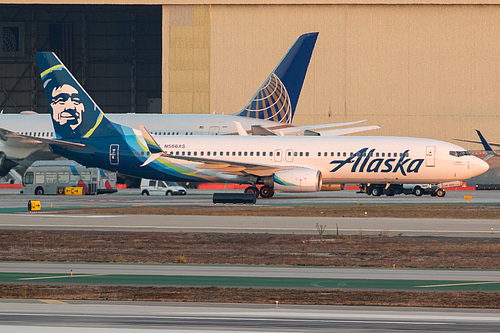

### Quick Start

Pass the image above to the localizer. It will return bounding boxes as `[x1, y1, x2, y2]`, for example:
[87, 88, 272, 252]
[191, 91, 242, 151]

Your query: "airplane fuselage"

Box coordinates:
[52, 134, 488, 187]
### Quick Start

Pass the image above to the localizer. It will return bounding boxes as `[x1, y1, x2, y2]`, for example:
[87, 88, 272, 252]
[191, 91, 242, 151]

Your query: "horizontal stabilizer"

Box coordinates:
[138, 124, 163, 154]
[251, 125, 277, 136]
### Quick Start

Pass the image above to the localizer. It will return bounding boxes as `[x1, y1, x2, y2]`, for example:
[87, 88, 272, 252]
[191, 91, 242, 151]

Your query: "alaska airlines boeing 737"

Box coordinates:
[30, 52, 489, 197]
[0, 32, 378, 177]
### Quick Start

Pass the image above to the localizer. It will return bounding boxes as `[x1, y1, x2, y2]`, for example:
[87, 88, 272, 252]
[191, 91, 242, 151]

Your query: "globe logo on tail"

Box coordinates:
[239, 73, 292, 124]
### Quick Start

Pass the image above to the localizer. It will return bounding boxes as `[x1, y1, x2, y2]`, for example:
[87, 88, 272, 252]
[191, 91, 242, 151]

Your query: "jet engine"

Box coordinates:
[273, 168, 322, 192]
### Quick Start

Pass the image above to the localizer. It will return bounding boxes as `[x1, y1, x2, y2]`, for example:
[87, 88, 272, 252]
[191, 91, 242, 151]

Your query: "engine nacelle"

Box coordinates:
[273, 168, 322, 192]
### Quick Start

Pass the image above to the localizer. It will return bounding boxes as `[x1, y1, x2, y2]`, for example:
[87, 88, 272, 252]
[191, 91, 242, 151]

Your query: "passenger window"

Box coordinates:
[187, 151, 191, 156]
[181, 151, 185, 156]
[294, 152, 297, 156]
[343, 152, 346, 157]
[388, 153, 391, 157]
[318, 152, 321, 157]
[300, 152, 303, 157]
[244, 152, 248, 156]
[232, 152, 236, 156]
[324, 152, 327, 157]
[376, 152, 379, 157]
[382, 153, 385, 157]
[238, 152, 242, 156]
[256, 152, 260, 156]
[306, 152, 309, 157]
[250, 152, 254, 156]
[270, 152, 273, 156]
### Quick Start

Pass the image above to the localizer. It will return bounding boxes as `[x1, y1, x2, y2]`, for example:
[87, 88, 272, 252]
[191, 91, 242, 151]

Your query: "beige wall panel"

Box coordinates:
[170, 70, 194, 92]
[209, 5, 500, 147]
[170, 91, 194, 112]
[193, 91, 210, 111]
[193, 70, 210, 90]
[170, 47, 195, 70]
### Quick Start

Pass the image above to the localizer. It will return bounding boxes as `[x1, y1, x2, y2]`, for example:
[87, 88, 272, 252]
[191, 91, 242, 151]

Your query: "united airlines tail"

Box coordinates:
[36, 52, 119, 140]
[233, 32, 318, 124]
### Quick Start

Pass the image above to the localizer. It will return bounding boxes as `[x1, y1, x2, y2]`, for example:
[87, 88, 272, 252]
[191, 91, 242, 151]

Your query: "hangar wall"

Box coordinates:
[204, 4, 500, 146]
[1, 1, 498, 149]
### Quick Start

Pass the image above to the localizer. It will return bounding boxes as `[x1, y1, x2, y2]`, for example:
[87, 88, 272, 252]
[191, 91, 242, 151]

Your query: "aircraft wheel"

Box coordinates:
[35, 187, 44, 195]
[244, 186, 259, 198]
[371, 187, 382, 196]
[259, 185, 275, 198]
[414, 187, 423, 196]
[436, 188, 446, 197]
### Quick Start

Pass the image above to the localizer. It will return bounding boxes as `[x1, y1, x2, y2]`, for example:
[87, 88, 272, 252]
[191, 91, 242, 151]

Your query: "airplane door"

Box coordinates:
[426, 146, 435, 167]
[109, 144, 119, 165]
[209, 126, 220, 135]
[285, 149, 294, 162]
[274, 149, 282, 162]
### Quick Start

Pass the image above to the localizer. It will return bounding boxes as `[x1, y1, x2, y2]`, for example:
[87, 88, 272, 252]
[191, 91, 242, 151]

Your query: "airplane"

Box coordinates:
[30, 51, 489, 198]
[455, 130, 499, 161]
[0, 32, 379, 178]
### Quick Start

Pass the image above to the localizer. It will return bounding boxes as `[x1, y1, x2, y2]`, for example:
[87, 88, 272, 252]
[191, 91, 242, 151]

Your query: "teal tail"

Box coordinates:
[37, 52, 117, 139]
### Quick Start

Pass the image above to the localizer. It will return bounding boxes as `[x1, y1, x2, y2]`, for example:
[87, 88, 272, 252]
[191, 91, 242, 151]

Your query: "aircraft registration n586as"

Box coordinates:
[34, 52, 489, 198]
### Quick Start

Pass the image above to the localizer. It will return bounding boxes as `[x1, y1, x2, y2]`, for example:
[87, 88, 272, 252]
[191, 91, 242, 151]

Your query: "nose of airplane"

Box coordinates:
[470, 157, 490, 177]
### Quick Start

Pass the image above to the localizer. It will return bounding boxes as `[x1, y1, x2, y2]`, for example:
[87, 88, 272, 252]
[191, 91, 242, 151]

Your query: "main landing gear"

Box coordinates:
[244, 185, 275, 198]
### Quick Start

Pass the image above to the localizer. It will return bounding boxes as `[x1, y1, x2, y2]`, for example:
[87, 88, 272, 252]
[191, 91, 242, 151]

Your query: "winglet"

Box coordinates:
[476, 130, 494, 153]
[233, 121, 248, 136]
[138, 124, 163, 154]
[475, 129, 498, 161]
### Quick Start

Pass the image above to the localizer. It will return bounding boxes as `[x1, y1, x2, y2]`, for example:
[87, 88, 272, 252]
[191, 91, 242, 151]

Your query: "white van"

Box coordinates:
[140, 179, 187, 196]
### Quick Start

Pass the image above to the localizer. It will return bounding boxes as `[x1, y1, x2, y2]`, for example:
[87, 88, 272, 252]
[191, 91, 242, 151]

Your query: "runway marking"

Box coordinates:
[417, 281, 500, 288]
[38, 300, 67, 304]
[19, 274, 108, 281]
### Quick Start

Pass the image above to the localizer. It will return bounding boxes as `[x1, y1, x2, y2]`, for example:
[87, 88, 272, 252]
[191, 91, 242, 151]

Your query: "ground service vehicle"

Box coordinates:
[140, 179, 187, 196]
[359, 183, 446, 197]
[22, 160, 116, 195]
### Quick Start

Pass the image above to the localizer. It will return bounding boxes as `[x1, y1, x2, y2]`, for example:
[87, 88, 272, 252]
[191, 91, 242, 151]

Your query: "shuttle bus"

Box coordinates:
[22, 160, 117, 195]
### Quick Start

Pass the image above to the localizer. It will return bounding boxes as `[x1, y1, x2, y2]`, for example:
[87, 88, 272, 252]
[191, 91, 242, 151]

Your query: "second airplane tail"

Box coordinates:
[233, 32, 318, 125]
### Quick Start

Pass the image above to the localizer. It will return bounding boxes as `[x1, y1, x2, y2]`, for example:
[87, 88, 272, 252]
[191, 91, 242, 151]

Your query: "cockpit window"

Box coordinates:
[449, 151, 471, 157]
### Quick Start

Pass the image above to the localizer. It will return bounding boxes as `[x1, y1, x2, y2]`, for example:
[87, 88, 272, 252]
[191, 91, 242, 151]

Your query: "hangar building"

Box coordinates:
[0, 0, 499, 150]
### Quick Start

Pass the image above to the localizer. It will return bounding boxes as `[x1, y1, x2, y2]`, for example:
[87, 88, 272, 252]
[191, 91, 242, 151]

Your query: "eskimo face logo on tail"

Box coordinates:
[330, 148, 424, 176]
[238, 73, 292, 124]
[50, 84, 85, 130]
[40, 65, 102, 139]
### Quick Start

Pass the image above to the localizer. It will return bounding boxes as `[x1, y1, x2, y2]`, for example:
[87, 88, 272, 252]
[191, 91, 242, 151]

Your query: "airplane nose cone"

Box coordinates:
[470, 157, 490, 177]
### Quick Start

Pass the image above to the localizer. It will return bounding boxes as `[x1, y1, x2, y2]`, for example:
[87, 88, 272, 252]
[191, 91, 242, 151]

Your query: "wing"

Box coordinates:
[137, 125, 297, 177]
[454, 138, 500, 148]
[0, 127, 85, 149]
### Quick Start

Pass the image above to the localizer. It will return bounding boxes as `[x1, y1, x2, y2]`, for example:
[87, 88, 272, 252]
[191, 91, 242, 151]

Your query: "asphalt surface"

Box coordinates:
[1, 300, 500, 332]
[0, 213, 498, 237]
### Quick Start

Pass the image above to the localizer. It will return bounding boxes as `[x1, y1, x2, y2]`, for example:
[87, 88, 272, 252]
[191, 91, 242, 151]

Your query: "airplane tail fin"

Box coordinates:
[233, 32, 318, 125]
[36, 52, 117, 139]
[475, 129, 498, 161]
